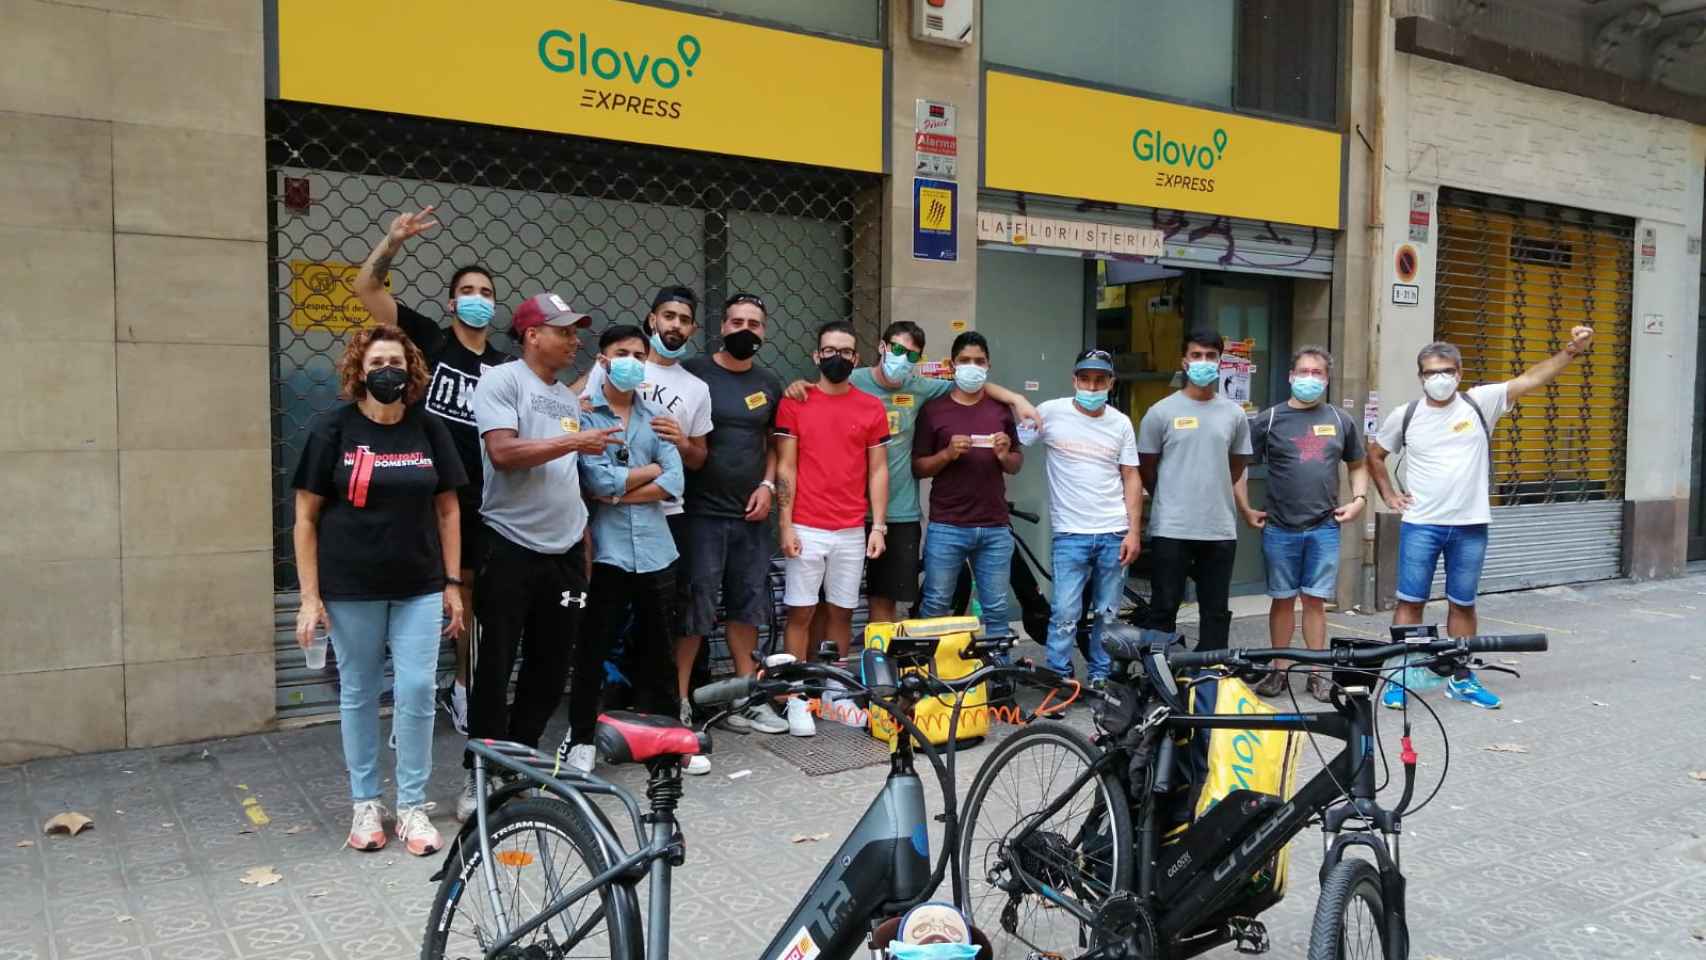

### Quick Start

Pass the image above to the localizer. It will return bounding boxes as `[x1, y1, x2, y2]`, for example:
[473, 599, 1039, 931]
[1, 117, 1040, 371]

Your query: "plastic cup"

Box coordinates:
[1016, 422, 1040, 447]
[304, 630, 330, 671]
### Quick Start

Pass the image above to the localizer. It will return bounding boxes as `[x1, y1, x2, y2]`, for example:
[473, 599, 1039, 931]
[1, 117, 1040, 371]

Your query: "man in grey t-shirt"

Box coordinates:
[1235, 346, 1368, 699]
[1136, 329, 1253, 652]
[459, 292, 621, 820]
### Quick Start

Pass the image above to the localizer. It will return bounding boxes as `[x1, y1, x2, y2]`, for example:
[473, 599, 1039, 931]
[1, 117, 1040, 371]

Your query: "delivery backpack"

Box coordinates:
[1150, 673, 1305, 920]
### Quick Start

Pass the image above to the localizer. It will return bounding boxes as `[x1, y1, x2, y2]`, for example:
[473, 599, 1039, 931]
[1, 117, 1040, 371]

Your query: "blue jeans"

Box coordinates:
[1261, 523, 1340, 600]
[1395, 523, 1489, 608]
[1047, 532, 1128, 681]
[919, 523, 1014, 637]
[325, 594, 442, 807]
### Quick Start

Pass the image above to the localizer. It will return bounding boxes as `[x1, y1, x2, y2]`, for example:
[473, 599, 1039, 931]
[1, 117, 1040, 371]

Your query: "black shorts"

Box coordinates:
[682, 515, 774, 635]
[456, 491, 482, 576]
[864, 520, 922, 603]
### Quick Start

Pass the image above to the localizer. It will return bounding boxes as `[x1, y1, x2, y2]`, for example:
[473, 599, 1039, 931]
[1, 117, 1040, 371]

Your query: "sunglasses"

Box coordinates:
[724, 292, 767, 311]
[888, 342, 923, 363]
[613, 447, 629, 466]
[1080, 349, 1114, 362]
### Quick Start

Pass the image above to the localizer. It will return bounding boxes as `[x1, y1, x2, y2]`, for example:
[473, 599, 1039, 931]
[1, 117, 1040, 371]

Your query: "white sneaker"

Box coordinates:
[565, 744, 597, 774]
[726, 704, 789, 735]
[449, 681, 469, 735]
[822, 679, 867, 728]
[455, 773, 480, 822]
[786, 697, 817, 737]
[395, 803, 443, 857]
[683, 755, 711, 776]
[347, 799, 388, 851]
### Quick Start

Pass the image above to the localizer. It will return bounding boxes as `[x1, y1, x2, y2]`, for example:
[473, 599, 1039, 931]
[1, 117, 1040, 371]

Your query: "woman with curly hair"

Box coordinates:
[291, 324, 467, 855]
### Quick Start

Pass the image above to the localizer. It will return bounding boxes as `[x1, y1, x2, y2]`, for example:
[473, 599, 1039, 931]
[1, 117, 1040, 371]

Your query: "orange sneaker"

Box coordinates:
[346, 800, 388, 852]
[396, 803, 442, 857]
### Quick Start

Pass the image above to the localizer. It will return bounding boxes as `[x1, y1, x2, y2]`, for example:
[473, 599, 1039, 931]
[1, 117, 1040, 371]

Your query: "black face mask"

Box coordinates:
[723, 329, 762, 361]
[365, 366, 409, 404]
[819, 355, 854, 384]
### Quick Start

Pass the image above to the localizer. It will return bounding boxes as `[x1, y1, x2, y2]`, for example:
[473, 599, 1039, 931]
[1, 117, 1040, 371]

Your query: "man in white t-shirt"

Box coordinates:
[1367, 326, 1593, 710]
[1035, 349, 1142, 683]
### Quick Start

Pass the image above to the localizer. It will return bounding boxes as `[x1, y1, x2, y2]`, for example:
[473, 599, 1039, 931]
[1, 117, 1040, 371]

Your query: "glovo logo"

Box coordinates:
[537, 30, 703, 89]
[1132, 127, 1229, 196]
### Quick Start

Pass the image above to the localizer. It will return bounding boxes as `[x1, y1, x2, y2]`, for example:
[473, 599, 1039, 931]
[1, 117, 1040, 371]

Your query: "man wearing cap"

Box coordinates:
[1033, 349, 1142, 685]
[458, 292, 621, 821]
[353, 206, 510, 733]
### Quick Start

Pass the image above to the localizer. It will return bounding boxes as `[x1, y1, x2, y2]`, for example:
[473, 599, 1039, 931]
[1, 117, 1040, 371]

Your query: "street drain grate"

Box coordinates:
[755, 720, 893, 776]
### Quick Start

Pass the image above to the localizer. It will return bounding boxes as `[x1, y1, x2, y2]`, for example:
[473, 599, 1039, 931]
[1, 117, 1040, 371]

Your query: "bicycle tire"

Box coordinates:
[958, 723, 1134, 957]
[1306, 858, 1390, 960]
[421, 798, 641, 960]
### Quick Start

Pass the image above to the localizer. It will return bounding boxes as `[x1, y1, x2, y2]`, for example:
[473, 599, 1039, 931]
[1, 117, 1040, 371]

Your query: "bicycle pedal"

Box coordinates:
[1229, 917, 1269, 954]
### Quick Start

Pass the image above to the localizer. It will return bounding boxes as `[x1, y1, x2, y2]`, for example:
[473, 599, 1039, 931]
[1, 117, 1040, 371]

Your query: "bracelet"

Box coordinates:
[445, 575, 464, 586]
[760, 480, 776, 492]
[1352, 494, 1367, 503]
[871, 524, 888, 534]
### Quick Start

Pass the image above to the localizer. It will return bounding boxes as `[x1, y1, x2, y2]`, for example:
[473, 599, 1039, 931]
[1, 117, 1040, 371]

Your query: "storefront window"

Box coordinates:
[667, 0, 881, 42]
[984, 0, 1339, 124]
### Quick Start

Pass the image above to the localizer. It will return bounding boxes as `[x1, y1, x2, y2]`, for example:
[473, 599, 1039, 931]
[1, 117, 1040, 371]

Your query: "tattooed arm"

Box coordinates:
[354, 206, 440, 329]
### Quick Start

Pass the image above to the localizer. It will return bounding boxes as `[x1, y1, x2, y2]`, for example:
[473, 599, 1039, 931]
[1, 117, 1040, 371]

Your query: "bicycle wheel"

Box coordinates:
[1306, 859, 1390, 960]
[421, 798, 638, 960]
[958, 723, 1134, 959]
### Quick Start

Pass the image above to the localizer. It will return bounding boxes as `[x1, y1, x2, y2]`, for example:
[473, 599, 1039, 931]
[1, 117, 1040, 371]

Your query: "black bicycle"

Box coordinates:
[955, 623, 1548, 960]
[419, 629, 1076, 960]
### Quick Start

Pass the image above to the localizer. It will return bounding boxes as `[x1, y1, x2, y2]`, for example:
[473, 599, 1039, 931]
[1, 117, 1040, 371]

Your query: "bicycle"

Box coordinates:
[419, 626, 1076, 960]
[955, 623, 1548, 960]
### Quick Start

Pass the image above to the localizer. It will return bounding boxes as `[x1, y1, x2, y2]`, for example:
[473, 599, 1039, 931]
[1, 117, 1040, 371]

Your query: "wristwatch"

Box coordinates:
[871, 523, 889, 535]
[760, 480, 777, 492]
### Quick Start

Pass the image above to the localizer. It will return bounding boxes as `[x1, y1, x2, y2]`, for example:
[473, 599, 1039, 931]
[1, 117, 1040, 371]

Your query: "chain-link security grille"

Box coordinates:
[266, 101, 882, 715]
[1435, 187, 1633, 505]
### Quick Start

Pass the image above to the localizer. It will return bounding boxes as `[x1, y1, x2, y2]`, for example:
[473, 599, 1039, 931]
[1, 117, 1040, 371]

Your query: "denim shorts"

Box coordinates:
[1261, 522, 1340, 600]
[1395, 522, 1489, 608]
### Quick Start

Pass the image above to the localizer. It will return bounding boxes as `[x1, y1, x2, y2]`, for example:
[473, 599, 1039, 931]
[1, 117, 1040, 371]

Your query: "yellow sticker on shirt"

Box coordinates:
[1452, 420, 1472, 433]
[887, 411, 902, 436]
[560, 417, 580, 433]
[744, 392, 768, 410]
[1173, 416, 1199, 429]
[1313, 424, 1337, 436]
[893, 393, 915, 408]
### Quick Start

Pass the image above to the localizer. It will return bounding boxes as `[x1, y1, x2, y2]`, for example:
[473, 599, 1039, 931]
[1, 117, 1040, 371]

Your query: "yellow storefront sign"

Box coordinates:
[984, 71, 1343, 230]
[277, 0, 883, 174]
[288, 261, 381, 334]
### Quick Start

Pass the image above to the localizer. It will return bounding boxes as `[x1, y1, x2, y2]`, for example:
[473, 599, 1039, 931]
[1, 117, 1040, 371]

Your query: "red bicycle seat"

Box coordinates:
[594, 711, 709, 765]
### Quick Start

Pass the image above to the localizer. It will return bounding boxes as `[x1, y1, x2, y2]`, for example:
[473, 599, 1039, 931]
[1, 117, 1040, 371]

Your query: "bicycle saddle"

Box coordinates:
[1101, 624, 1181, 661]
[594, 711, 709, 764]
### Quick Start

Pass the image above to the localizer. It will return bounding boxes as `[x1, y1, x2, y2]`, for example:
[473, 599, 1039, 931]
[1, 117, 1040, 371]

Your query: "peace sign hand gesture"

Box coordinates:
[384, 206, 441, 248]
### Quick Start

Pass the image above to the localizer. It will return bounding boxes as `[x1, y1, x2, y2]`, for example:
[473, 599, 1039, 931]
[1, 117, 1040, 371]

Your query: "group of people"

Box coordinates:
[289, 206, 1596, 856]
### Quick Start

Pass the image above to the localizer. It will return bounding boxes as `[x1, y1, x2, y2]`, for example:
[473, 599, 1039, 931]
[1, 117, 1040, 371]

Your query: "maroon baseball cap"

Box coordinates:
[511, 292, 592, 335]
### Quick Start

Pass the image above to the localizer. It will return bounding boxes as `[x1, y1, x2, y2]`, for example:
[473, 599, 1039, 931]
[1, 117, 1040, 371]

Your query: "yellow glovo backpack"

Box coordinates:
[1152, 673, 1305, 914]
[863, 617, 991, 748]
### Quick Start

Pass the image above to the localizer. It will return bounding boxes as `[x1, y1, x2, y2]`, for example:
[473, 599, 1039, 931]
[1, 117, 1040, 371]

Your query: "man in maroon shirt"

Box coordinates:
[912, 331, 1024, 637]
[775, 320, 891, 736]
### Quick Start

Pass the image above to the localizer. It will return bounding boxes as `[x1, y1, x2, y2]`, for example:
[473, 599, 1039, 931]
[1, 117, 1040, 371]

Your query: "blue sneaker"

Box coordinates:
[1381, 682, 1407, 710]
[1444, 673, 1502, 709]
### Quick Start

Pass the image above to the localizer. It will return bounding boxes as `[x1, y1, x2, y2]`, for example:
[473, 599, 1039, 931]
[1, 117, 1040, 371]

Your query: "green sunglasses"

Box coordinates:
[887, 342, 923, 363]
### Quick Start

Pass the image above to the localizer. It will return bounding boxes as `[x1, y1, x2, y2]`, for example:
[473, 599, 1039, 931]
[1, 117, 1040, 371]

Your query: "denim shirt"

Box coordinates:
[577, 393, 685, 574]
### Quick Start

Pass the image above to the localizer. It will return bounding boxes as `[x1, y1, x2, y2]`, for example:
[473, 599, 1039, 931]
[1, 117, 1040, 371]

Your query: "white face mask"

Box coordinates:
[1422, 372, 1459, 402]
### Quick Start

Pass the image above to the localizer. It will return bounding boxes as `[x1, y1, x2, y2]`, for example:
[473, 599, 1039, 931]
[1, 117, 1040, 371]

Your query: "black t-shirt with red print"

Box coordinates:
[291, 403, 468, 600]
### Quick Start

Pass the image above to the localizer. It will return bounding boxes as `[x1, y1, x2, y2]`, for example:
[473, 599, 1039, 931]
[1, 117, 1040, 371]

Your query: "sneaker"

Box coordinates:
[347, 799, 388, 851]
[395, 803, 442, 856]
[1253, 672, 1288, 698]
[449, 681, 469, 736]
[786, 697, 817, 737]
[1307, 674, 1334, 703]
[726, 703, 789, 735]
[678, 697, 695, 729]
[565, 744, 597, 774]
[455, 773, 481, 822]
[1445, 673, 1502, 709]
[1381, 682, 1407, 711]
[683, 754, 711, 776]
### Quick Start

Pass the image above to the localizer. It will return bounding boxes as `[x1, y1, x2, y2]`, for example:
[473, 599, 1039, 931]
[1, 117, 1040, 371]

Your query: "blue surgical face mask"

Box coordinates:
[1185, 360, 1219, 388]
[881, 350, 915, 383]
[648, 331, 688, 360]
[1290, 375, 1327, 404]
[454, 295, 494, 329]
[1075, 388, 1109, 411]
[606, 355, 646, 392]
[954, 363, 988, 392]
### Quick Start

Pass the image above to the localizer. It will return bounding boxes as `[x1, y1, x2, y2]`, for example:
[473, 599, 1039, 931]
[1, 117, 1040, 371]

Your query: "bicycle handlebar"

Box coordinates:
[691, 675, 758, 707]
[1166, 633, 1548, 671]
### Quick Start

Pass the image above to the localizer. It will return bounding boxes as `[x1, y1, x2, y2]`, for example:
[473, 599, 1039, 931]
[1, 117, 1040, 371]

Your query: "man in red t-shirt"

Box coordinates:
[776, 321, 890, 735]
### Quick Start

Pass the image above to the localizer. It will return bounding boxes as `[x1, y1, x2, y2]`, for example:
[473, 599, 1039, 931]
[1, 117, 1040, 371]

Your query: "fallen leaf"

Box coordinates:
[284, 825, 310, 835]
[42, 812, 93, 837]
[238, 865, 282, 888]
[1484, 743, 1530, 754]
[15, 840, 34, 848]
[789, 832, 832, 844]
[727, 769, 752, 780]
[307, 889, 329, 899]
[115, 915, 133, 924]
[1688, 771, 1706, 782]
[1589, 700, 1609, 707]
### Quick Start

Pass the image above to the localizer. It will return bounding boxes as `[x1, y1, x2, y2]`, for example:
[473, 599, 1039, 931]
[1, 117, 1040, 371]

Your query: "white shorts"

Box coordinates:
[783, 525, 867, 609]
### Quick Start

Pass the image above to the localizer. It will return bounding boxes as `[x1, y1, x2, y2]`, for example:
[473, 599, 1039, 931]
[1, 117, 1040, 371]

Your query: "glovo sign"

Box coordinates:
[984, 71, 1343, 229]
[276, 0, 883, 173]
